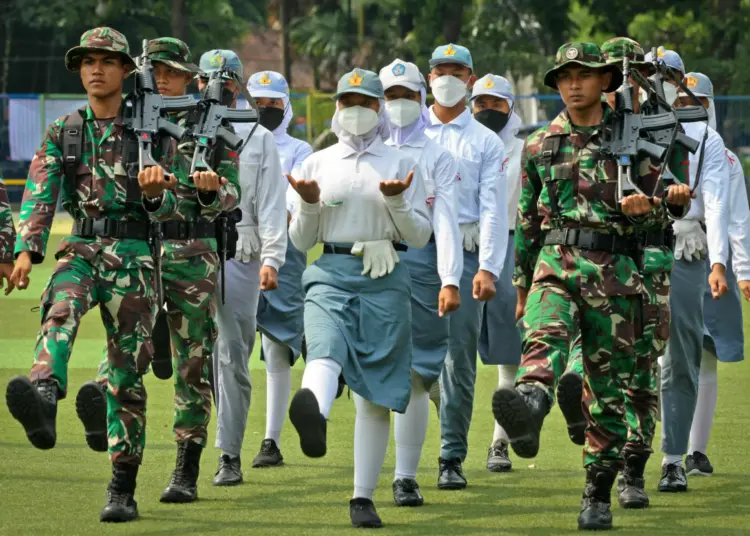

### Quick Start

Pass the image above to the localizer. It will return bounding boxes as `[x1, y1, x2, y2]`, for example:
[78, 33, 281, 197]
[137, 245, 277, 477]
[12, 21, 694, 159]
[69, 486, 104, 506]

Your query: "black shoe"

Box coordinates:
[392, 478, 424, 507]
[161, 441, 203, 503]
[336, 373, 346, 399]
[556, 371, 586, 446]
[75, 381, 108, 452]
[486, 442, 512, 473]
[6, 376, 58, 450]
[212, 455, 242, 486]
[437, 458, 467, 490]
[658, 463, 688, 492]
[491, 384, 550, 459]
[686, 451, 714, 476]
[100, 463, 139, 523]
[349, 498, 382, 528]
[150, 309, 173, 380]
[252, 439, 284, 468]
[617, 454, 649, 509]
[578, 464, 616, 531]
[289, 388, 327, 458]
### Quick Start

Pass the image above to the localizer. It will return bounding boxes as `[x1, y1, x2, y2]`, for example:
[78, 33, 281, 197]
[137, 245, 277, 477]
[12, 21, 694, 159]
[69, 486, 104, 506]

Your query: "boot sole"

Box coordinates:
[76, 382, 108, 452]
[160, 490, 198, 503]
[100, 510, 138, 523]
[6, 376, 56, 449]
[251, 457, 284, 468]
[212, 475, 243, 486]
[578, 520, 612, 531]
[687, 468, 712, 477]
[556, 373, 586, 446]
[620, 498, 649, 509]
[437, 481, 466, 490]
[491, 389, 538, 459]
[289, 389, 326, 458]
[486, 462, 512, 473]
[657, 484, 687, 492]
[151, 357, 173, 380]
[394, 498, 424, 507]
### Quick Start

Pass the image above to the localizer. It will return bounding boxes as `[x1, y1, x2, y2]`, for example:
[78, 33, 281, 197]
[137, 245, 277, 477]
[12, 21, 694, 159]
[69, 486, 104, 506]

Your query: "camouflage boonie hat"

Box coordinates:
[147, 37, 199, 73]
[544, 42, 623, 93]
[65, 27, 135, 72]
[601, 37, 655, 75]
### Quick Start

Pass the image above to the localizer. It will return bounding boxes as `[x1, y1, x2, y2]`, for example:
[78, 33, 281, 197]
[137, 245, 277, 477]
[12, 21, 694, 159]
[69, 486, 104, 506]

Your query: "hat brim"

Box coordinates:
[429, 58, 472, 70]
[250, 89, 288, 99]
[65, 46, 136, 72]
[332, 87, 382, 100]
[604, 59, 656, 76]
[153, 59, 200, 73]
[470, 89, 513, 103]
[678, 91, 711, 99]
[544, 61, 623, 93]
[381, 80, 422, 92]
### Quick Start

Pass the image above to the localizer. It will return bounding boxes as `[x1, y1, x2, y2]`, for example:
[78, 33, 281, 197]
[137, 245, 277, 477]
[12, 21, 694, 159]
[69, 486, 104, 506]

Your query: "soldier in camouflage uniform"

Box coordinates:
[0, 172, 16, 292]
[4, 27, 183, 523]
[75, 37, 240, 506]
[490, 42, 692, 530]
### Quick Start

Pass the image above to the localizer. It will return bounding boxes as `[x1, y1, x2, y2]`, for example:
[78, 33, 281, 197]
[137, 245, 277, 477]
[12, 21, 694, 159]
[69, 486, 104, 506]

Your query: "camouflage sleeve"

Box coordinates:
[513, 140, 543, 291]
[664, 145, 691, 219]
[0, 173, 17, 263]
[14, 120, 64, 263]
[197, 145, 240, 218]
[143, 189, 178, 221]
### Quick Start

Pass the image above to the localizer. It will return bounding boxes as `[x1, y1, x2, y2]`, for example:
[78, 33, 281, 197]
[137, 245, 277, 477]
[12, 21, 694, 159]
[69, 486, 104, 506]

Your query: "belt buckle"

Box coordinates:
[92, 218, 107, 237]
[562, 228, 570, 244]
[79, 218, 94, 237]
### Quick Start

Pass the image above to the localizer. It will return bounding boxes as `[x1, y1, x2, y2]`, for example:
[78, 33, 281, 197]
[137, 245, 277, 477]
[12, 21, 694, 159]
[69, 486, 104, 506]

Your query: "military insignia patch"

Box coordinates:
[483, 77, 495, 89]
[686, 75, 698, 88]
[566, 48, 578, 60]
[259, 72, 272, 85]
[444, 45, 457, 57]
[657, 46, 666, 58]
[392, 63, 406, 76]
[349, 71, 363, 86]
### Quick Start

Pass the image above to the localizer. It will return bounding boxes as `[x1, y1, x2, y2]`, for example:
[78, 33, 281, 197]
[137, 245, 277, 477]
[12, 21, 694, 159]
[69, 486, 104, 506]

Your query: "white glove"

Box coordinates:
[236, 226, 261, 263]
[672, 219, 707, 262]
[351, 240, 400, 279]
[459, 222, 480, 252]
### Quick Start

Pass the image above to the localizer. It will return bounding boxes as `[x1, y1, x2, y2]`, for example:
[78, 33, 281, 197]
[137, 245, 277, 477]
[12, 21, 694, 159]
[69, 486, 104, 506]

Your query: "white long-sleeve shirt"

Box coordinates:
[235, 123, 288, 271]
[682, 122, 730, 268]
[289, 137, 432, 252]
[276, 133, 314, 214]
[725, 149, 750, 281]
[386, 132, 463, 288]
[501, 134, 524, 230]
[425, 107, 507, 278]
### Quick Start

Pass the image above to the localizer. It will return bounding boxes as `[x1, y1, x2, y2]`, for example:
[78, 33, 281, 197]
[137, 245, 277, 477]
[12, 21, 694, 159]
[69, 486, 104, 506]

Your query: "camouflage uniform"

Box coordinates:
[0, 172, 17, 263]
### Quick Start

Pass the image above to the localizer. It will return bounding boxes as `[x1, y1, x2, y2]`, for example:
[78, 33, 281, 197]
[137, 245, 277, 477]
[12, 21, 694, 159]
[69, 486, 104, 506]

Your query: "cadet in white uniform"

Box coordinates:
[424, 43, 508, 490]
[286, 69, 431, 528]
[470, 74, 525, 473]
[208, 54, 289, 487]
[378, 59, 462, 507]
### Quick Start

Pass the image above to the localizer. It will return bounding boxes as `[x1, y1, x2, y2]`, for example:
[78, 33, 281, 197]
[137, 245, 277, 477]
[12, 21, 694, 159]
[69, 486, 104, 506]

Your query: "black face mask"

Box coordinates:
[259, 107, 285, 131]
[474, 109, 510, 133]
[220, 86, 236, 106]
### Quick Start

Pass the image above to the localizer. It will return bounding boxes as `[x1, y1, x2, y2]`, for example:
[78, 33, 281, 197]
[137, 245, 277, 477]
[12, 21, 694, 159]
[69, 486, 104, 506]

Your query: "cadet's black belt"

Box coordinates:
[160, 221, 216, 240]
[639, 229, 675, 249]
[544, 228, 636, 255]
[73, 218, 150, 240]
[323, 242, 408, 255]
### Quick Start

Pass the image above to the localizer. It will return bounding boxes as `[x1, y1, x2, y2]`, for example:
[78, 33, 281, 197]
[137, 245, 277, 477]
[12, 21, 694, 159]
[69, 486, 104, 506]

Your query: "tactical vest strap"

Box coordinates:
[539, 135, 562, 216]
[61, 110, 85, 198]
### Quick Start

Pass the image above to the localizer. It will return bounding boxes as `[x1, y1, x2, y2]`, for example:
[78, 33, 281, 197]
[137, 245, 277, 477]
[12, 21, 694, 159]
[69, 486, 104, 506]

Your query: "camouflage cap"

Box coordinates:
[601, 37, 655, 75]
[147, 37, 199, 73]
[544, 42, 623, 93]
[65, 27, 135, 72]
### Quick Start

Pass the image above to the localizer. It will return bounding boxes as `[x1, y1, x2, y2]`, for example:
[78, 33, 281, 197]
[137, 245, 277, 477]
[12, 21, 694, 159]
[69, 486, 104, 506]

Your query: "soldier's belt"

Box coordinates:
[544, 228, 637, 255]
[639, 230, 675, 249]
[323, 242, 408, 255]
[73, 218, 150, 241]
[160, 221, 216, 240]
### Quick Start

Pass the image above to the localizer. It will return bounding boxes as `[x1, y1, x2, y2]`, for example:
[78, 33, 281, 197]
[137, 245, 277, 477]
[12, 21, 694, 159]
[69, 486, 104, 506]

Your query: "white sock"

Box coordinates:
[300, 358, 342, 419]
[222, 450, 239, 459]
[263, 336, 293, 444]
[492, 365, 519, 444]
[394, 371, 430, 481]
[688, 350, 718, 455]
[353, 393, 390, 501]
[663, 454, 683, 467]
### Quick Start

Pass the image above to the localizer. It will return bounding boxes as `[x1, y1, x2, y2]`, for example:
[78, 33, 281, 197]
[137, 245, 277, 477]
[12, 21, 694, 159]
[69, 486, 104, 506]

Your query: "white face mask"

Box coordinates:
[638, 87, 648, 105]
[385, 99, 422, 128]
[337, 105, 380, 136]
[431, 75, 467, 107]
[663, 83, 678, 106]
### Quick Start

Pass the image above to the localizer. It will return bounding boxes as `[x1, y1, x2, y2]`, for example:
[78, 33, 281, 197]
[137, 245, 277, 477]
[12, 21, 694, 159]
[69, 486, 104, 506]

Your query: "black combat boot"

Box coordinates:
[617, 453, 650, 509]
[578, 464, 617, 531]
[150, 309, 173, 380]
[349, 498, 382, 528]
[100, 463, 139, 522]
[392, 478, 424, 507]
[252, 438, 284, 468]
[75, 381, 108, 452]
[491, 383, 551, 458]
[6, 376, 59, 450]
[289, 388, 327, 458]
[556, 370, 586, 446]
[160, 441, 203, 503]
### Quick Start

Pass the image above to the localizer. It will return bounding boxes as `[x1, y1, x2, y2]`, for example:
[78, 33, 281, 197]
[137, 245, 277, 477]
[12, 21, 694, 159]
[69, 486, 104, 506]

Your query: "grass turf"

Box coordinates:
[1, 227, 749, 535]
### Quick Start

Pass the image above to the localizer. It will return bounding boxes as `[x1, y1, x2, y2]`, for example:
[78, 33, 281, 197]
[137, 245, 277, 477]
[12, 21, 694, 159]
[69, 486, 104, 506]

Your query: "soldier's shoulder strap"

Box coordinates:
[526, 130, 562, 192]
[59, 107, 87, 184]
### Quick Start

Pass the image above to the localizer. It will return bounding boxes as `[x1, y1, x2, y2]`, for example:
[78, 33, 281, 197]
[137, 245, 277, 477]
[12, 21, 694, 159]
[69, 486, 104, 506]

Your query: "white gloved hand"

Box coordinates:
[459, 222, 480, 252]
[351, 240, 400, 279]
[236, 226, 261, 263]
[672, 219, 707, 262]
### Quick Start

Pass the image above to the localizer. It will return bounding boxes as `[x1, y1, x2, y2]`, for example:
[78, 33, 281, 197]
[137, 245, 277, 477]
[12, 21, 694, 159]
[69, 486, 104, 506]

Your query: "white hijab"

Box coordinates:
[386, 87, 431, 146]
[331, 98, 390, 152]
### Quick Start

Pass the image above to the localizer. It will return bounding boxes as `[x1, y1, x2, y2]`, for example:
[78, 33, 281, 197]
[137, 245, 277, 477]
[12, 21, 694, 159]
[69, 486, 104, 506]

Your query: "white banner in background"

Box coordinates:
[9, 98, 88, 161]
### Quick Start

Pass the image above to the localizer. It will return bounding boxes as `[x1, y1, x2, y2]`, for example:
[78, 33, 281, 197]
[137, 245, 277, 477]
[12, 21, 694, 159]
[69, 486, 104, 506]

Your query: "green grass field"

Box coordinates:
[1, 224, 750, 535]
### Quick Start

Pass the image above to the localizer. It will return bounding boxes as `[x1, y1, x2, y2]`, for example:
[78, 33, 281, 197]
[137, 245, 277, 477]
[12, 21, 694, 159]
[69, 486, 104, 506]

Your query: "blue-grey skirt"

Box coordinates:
[257, 239, 307, 363]
[303, 248, 413, 412]
[479, 237, 522, 365]
[401, 239, 450, 388]
[703, 257, 744, 362]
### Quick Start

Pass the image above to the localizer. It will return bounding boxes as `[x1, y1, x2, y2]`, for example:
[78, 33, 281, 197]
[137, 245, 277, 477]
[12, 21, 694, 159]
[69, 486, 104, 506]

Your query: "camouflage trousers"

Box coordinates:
[29, 251, 155, 465]
[96, 252, 218, 447]
[516, 272, 669, 465]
